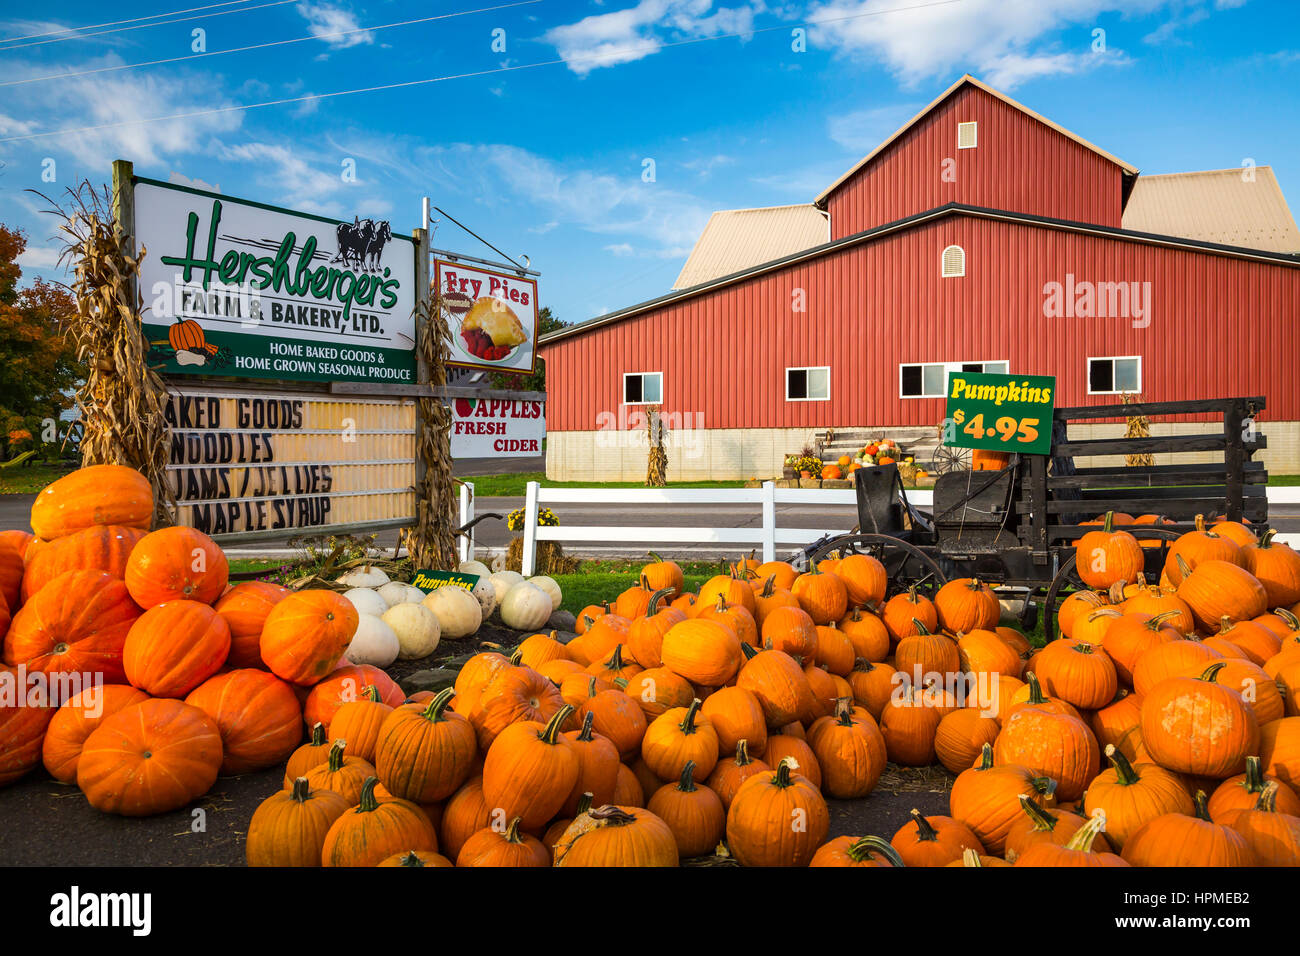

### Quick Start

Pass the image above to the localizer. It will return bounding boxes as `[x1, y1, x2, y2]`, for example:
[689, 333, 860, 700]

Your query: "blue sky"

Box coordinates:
[1, 0, 1297, 324]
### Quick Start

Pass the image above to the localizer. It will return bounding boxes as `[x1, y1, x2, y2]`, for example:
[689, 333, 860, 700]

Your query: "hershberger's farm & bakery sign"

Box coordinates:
[134, 177, 417, 384]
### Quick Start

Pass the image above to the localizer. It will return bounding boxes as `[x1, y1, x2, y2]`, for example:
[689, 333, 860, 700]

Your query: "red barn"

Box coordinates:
[539, 75, 1300, 480]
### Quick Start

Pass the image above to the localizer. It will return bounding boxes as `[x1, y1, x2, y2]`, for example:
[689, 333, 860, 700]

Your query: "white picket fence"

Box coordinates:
[453, 480, 1300, 575]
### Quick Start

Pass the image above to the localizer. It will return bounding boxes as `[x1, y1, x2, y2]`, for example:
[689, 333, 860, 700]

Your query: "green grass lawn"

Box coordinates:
[462, 472, 750, 497]
[0, 461, 78, 495]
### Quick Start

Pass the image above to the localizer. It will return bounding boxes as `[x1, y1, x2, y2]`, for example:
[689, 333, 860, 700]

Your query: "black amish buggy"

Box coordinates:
[799, 396, 1268, 641]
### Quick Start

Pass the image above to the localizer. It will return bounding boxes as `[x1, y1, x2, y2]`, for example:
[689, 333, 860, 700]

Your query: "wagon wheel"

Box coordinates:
[931, 444, 969, 475]
[1040, 527, 1184, 643]
[808, 533, 949, 599]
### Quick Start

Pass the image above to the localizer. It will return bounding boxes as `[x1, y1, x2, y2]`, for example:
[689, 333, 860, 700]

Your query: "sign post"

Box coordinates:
[943, 371, 1056, 456]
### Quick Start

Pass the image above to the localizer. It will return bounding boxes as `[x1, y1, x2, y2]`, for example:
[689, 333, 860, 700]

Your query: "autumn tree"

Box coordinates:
[488, 306, 565, 392]
[0, 224, 83, 458]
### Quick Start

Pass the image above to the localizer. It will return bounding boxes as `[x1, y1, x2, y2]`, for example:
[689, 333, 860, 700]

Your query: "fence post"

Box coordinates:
[761, 481, 776, 564]
[522, 481, 539, 576]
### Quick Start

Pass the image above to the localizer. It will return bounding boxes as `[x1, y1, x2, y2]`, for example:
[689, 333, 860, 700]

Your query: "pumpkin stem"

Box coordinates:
[909, 809, 939, 842]
[541, 705, 575, 744]
[420, 687, 456, 722]
[679, 698, 703, 734]
[1102, 511, 1115, 533]
[648, 551, 665, 563]
[289, 776, 312, 803]
[1243, 755, 1265, 794]
[576, 791, 594, 815]
[1023, 671, 1048, 705]
[772, 757, 796, 788]
[607, 644, 625, 671]
[646, 588, 674, 616]
[1016, 793, 1060, 833]
[714, 593, 729, 613]
[1104, 744, 1141, 786]
[976, 742, 995, 771]
[588, 805, 638, 826]
[396, 851, 426, 867]
[1258, 529, 1278, 549]
[760, 576, 777, 598]
[360, 684, 380, 703]
[834, 697, 854, 725]
[356, 776, 380, 813]
[587, 676, 598, 698]
[308, 721, 326, 746]
[734, 739, 752, 766]
[503, 816, 525, 844]
[961, 848, 982, 867]
[1253, 780, 1279, 813]
[1107, 580, 1126, 604]
[1063, 814, 1106, 853]
[1198, 661, 1229, 684]
[509, 648, 523, 665]
[577, 710, 597, 742]
[581, 614, 596, 630]
[1192, 790, 1212, 822]
[1274, 607, 1300, 631]
[1174, 552, 1193, 582]
[845, 835, 905, 867]
[911, 617, 931, 636]
[740, 642, 759, 661]
[678, 760, 698, 792]
[325, 739, 347, 772]
[1146, 609, 1181, 630]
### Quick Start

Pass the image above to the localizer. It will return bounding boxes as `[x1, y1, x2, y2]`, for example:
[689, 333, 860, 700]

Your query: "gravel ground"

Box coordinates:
[0, 622, 953, 866]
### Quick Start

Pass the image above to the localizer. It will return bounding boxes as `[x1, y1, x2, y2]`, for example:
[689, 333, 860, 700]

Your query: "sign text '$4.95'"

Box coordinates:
[943, 371, 1056, 456]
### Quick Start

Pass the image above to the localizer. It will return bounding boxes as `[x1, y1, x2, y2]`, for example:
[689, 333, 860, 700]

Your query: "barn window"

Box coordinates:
[786, 366, 830, 401]
[900, 361, 1008, 398]
[623, 371, 662, 404]
[1087, 357, 1141, 395]
[941, 245, 966, 277]
[957, 121, 978, 149]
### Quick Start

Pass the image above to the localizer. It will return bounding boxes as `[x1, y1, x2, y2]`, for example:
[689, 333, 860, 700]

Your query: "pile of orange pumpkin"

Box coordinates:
[0, 464, 375, 817]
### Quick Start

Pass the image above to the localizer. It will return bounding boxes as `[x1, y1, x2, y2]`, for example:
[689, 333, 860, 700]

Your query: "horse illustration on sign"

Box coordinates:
[334, 217, 393, 272]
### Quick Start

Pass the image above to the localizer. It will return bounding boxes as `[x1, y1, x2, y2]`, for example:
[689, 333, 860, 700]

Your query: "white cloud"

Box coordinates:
[544, 0, 766, 76]
[296, 3, 374, 49]
[214, 141, 349, 216]
[605, 242, 636, 255]
[682, 153, 736, 176]
[827, 102, 921, 152]
[168, 171, 221, 192]
[805, 0, 1173, 88]
[16, 245, 61, 271]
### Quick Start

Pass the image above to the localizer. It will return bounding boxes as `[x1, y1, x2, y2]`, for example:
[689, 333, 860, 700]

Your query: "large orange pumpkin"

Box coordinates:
[1242, 530, 1300, 608]
[21, 525, 147, 603]
[42, 684, 150, 783]
[29, 464, 153, 541]
[835, 554, 888, 607]
[0, 540, 21, 612]
[1176, 560, 1268, 634]
[1140, 662, 1258, 778]
[5, 569, 143, 685]
[77, 698, 223, 815]
[260, 590, 357, 686]
[935, 578, 1000, 634]
[1164, 515, 1243, 586]
[124, 526, 229, 608]
[213, 581, 291, 669]
[320, 776, 439, 867]
[1076, 512, 1144, 590]
[790, 567, 848, 625]
[0, 665, 55, 787]
[184, 669, 303, 774]
[122, 601, 231, 698]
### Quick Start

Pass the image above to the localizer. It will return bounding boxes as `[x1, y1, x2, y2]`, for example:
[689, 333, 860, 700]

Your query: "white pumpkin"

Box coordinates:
[470, 577, 497, 619]
[383, 603, 441, 660]
[459, 560, 492, 579]
[526, 575, 562, 615]
[489, 570, 525, 604]
[499, 581, 553, 632]
[337, 565, 390, 588]
[422, 585, 482, 639]
[377, 581, 426, 607]
[344, 613, 400, 667]
[343, 587, 389, 618]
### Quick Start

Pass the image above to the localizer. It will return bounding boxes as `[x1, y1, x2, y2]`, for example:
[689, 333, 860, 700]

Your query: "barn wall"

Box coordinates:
[823, 85, 1125, 238]
[540, 214, 1300, 450]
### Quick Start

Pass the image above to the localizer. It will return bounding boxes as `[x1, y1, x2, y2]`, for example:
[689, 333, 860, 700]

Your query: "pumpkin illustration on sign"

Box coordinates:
[459, 297, 528, 362]
[168, 317, 219, 367]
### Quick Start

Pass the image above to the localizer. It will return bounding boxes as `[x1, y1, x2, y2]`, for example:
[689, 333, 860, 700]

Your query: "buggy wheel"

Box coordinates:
[931, 444, 969, 475]
[808, 533, 949, 599]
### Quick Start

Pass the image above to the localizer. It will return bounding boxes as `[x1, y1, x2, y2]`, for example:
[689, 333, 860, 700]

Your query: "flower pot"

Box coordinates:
[782, 466, 796, 480]
[800, 470, 812, 479]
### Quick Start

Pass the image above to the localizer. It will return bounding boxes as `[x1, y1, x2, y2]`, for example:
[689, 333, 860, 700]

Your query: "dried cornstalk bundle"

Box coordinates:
[407, 291, 458, 570]
[645, 404, 668, 487]
[36, 182, 174, 527]
[1121, 391, 1154, 467]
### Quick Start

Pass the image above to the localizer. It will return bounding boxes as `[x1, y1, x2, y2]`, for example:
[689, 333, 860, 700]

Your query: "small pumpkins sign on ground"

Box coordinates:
[132, 174, 418, 385]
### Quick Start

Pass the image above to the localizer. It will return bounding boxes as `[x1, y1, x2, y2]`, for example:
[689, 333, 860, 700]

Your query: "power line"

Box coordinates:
[0, 0, 300, 52]
[0, 0, 965, 144]
[1, 0, 544, 88]
[0, 1, 265, 44]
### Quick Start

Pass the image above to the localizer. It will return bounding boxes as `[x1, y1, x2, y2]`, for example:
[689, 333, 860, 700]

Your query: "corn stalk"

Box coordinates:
[36, 182, 174, 528]
[645, 403, 668, 487]
[1122, 391, 1154, 467]
[405, 290, 458, 570]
